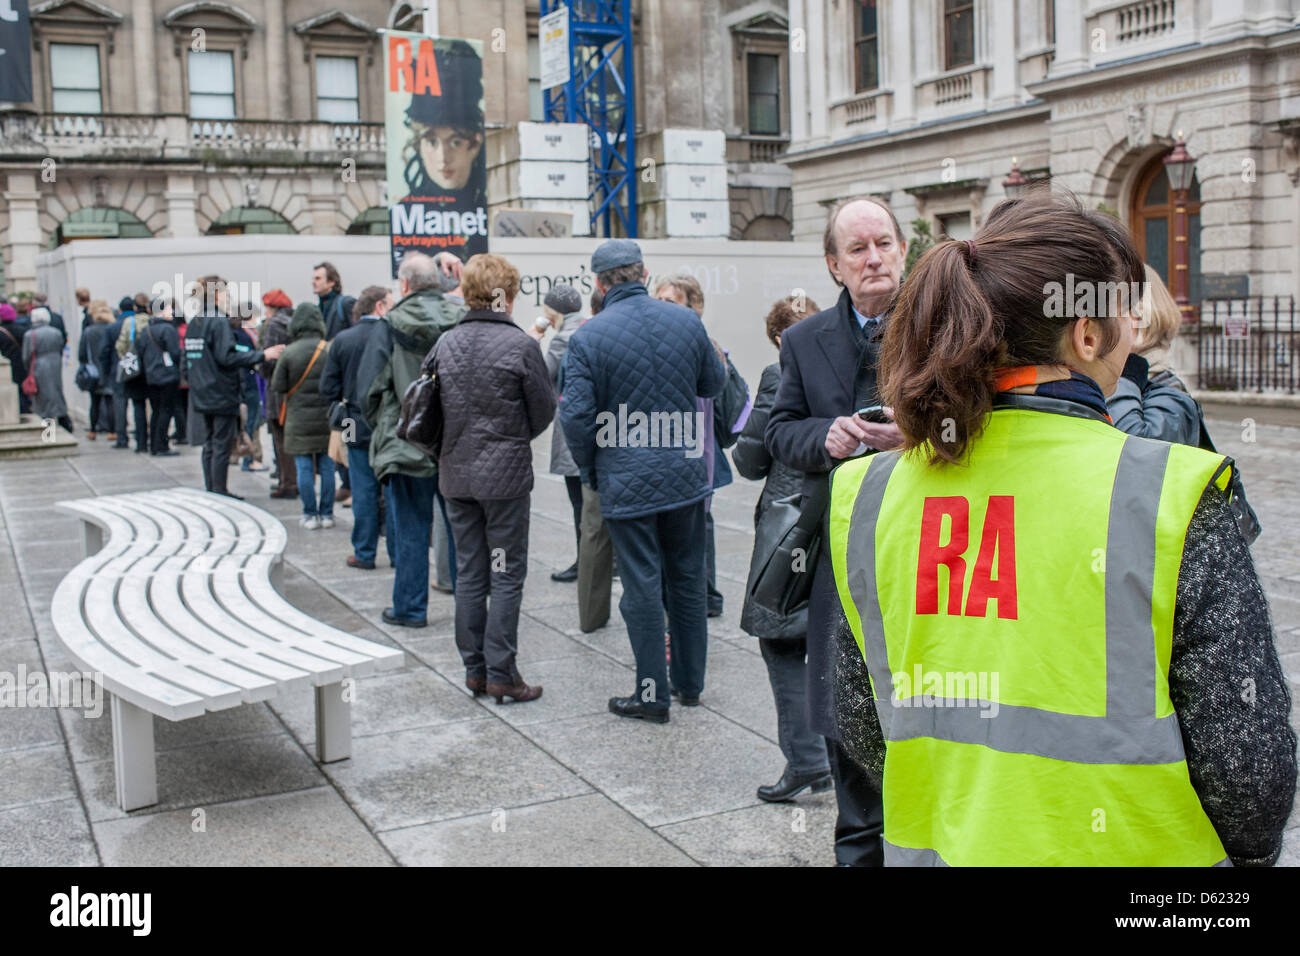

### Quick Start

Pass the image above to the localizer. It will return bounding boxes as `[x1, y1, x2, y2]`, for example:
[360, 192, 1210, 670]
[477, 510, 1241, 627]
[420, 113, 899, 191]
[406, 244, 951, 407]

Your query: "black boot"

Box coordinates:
[757, 767, 833, 803]
[551, 560, 578, 582]
[608, 695, 669, 724]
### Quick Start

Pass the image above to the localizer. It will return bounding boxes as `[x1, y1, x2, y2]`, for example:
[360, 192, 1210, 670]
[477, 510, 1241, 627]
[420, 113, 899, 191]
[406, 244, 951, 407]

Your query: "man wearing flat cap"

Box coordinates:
[560, 240, 727, 724]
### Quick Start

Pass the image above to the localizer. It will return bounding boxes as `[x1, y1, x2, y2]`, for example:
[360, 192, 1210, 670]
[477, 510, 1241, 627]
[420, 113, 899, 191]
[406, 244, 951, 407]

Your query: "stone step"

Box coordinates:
[0, 415, 78, 459]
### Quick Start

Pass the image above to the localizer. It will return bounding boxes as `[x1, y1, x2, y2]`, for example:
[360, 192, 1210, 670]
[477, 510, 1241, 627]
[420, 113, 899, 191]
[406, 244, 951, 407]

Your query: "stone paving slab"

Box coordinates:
[1, 416, 1296, 867]
[380, 793, 695, 867]
[93, 787, 396, 867]
[319, 719, 594, 832]
[656, 798, 839, 867]
[76, 733, 324, 823]
[0, 797, 99, 867]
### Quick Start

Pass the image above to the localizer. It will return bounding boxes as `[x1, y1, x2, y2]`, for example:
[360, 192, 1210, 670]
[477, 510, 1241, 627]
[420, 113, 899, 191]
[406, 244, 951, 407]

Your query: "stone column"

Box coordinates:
[1050, 0, 1088, 76]
[788, 0, 808, 144]
[3, 172, 41, 293]
[164, 173, 199, 237]
[888, 0, 914, 125]
[132, 0, 157, 114]
[264, 0, 289, 120]
[806, 0, 826, 141]
[989, 0, 1018, 108]
[308, 173, 339, 234]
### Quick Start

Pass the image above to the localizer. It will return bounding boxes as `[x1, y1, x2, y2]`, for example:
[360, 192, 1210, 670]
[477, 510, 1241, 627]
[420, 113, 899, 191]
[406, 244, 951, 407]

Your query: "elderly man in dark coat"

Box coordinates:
[559, 239, 726, 724]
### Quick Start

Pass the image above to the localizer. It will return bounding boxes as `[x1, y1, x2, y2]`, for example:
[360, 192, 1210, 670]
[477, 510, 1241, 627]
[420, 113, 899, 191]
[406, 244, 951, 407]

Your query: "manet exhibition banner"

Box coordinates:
[383, 29, 487, 277]
[0, 0, 34, 103]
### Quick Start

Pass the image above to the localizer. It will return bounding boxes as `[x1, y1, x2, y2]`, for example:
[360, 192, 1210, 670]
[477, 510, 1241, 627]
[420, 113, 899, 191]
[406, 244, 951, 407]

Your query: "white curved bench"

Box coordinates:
[53, 487, 405, 811]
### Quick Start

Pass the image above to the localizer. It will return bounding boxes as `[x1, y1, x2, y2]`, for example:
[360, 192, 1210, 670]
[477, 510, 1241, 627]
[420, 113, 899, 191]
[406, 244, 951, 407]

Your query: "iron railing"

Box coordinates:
[1196, 296, 1297, 394]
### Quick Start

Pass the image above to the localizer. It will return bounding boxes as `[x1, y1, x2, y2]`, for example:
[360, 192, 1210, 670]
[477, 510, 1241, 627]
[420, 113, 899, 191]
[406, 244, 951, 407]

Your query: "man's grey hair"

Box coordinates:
[597, 262, 645, 289]
[398, 252, 441, 292]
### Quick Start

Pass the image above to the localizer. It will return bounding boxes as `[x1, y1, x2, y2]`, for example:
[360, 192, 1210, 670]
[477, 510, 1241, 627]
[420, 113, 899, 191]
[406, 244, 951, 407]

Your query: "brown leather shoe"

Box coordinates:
[465, 675, 486, 697]
[486, 678, 543, 705]
[270, 488, 298, 499]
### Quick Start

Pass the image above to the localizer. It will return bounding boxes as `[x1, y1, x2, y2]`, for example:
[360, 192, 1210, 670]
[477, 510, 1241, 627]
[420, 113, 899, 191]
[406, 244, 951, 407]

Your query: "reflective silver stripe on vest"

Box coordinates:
[844, 452, 901, 738]
[842, 437, 1186, 765]
[1106, 438, 1170, 718]
[884, 840, 949, 867]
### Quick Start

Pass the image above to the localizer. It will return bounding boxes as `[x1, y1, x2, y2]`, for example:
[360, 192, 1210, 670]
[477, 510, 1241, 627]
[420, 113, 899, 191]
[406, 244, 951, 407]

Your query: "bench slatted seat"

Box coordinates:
[53, 487, 404, 811]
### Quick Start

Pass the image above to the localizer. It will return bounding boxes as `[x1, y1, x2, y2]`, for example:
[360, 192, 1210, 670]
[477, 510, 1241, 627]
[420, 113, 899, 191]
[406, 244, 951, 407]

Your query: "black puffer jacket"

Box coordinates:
[434, 308, 556, 500]
[185, 310, 265, 416]
[734, 362, 808, 639]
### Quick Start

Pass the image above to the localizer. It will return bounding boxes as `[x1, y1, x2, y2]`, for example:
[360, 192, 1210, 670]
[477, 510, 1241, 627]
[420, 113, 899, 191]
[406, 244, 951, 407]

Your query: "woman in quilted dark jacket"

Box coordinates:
[434, 254, 556, 705]
[732, 294, 833, 804]
[270, 303, 333, 529]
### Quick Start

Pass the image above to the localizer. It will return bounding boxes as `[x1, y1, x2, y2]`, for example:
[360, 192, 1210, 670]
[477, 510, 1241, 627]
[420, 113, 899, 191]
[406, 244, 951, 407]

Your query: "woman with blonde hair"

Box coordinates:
[79, 299, 117, 438]
[1101, 258, 1204, 444]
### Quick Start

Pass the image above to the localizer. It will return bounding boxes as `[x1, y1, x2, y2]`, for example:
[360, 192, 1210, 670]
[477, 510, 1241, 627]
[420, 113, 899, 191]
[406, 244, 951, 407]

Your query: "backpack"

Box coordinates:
[712, 354, 751, 449]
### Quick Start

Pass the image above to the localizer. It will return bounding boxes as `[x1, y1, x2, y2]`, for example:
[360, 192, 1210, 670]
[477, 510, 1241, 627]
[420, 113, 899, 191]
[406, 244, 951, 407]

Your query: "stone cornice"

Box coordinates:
[782, 101, 1050, 167]
[1026, 31, 1300, 99]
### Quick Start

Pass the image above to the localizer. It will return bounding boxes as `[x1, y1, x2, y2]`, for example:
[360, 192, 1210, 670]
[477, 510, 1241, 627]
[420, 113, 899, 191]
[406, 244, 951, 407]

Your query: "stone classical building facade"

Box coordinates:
[785, 0, 1300, 306]
[0, 0, 798, 295]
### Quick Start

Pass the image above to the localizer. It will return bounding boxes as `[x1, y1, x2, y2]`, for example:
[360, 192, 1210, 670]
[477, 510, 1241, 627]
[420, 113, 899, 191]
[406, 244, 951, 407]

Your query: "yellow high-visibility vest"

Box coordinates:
[828, 403, 1234, 866]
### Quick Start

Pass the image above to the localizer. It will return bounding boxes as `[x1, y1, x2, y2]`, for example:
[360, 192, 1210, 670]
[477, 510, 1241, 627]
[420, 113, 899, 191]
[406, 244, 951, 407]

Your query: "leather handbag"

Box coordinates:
[745, 474, 830, 621]
[75, 362, 100, 391]
[397, 342, 443, 458]
[21, 366, 38, 397]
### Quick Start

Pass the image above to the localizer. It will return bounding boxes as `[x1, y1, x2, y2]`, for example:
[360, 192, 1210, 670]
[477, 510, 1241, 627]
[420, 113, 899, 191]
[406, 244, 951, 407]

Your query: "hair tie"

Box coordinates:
[965, 240, 977, 267]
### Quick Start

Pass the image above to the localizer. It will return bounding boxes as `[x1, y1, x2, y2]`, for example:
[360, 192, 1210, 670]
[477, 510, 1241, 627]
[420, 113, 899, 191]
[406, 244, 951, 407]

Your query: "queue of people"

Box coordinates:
[8, 184, 1292, 869]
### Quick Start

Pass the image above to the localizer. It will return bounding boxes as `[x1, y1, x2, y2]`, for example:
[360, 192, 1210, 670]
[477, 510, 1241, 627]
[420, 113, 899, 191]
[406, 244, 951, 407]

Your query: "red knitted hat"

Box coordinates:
[262, 288, 292, 310]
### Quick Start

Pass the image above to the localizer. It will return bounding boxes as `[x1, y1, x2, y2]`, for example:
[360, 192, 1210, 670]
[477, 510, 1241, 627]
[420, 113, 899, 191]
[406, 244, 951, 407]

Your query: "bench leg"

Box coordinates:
[110, 695, 158, 811]
[315, 682, 351, 763]
[81, 520, 103, 560]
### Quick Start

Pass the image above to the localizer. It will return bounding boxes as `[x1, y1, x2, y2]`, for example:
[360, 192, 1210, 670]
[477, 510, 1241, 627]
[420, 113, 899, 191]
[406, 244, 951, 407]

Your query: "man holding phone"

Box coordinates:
[765, 197, 906, 866]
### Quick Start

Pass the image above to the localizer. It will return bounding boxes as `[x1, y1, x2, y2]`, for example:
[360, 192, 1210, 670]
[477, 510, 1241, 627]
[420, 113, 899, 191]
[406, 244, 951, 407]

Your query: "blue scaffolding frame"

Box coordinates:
[540, 0, 637, 238]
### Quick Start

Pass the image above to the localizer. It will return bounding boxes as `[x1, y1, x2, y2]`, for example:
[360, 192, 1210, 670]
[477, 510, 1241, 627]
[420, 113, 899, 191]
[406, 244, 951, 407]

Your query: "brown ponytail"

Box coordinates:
[880, 188, 1138, 465]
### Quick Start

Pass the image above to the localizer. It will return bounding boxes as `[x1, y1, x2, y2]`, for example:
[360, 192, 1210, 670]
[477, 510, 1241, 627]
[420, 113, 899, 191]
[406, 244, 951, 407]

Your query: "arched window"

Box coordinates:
[206, 206, 297, 235]
[52, 207, 153, 247]
[346, 206, 389, 235]
[1129, 154, 1202, 303]
[388, 2, 421, 31]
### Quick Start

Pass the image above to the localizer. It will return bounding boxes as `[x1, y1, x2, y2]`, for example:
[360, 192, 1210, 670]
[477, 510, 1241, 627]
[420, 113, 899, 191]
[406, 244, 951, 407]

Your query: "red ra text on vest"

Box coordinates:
[915, 496, 1017, 620]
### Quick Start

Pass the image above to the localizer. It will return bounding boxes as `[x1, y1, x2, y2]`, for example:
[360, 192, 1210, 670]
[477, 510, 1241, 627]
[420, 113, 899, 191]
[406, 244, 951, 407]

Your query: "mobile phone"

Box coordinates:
[855, 405, 891, 424]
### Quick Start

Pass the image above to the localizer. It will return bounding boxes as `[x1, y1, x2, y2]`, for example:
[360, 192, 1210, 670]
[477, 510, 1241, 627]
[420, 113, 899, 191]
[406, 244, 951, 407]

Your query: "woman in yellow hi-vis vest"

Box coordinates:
[828, 190, 1296, 866]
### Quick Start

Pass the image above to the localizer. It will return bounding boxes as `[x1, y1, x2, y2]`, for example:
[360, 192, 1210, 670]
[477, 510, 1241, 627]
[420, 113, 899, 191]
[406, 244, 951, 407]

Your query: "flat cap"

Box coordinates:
[590, 238, 643, 274]
[544, 283, 583, 315]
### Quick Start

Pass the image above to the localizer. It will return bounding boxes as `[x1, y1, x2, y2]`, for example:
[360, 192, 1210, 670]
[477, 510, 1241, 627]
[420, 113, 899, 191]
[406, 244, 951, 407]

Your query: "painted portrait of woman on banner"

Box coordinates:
[385, 32, 488, 276]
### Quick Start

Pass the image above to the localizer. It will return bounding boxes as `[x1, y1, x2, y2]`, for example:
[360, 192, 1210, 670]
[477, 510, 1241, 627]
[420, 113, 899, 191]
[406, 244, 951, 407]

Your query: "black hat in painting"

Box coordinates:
[404, 39, 484, 131]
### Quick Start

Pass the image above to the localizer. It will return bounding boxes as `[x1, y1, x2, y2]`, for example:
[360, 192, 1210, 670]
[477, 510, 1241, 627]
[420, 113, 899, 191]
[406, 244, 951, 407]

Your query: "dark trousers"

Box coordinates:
[200, 412, 238, 494]
[563, 475, 583, 556]
[605, 499, 708, 709]
[577, 483, 612, 632]
[268, 419, 296, 493]
[827, 739, 884, 866]
[385, 472, 436, 622]
[444, 494, 531, 685]
[130, 395, 148, 451]
[89, 392, 113, 433]
[760, 638, 830, 776]
[171, 389, 188, 441]
[348, 446, 391, 566]
[111, 381, 128, 443]
[705, 509, 723, 614]
[148, 383, 176, 453]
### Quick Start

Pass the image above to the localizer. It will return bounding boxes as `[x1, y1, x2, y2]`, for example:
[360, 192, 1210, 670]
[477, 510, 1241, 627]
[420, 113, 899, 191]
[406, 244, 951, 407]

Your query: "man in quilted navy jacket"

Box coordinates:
[560, 240, 727, 723]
